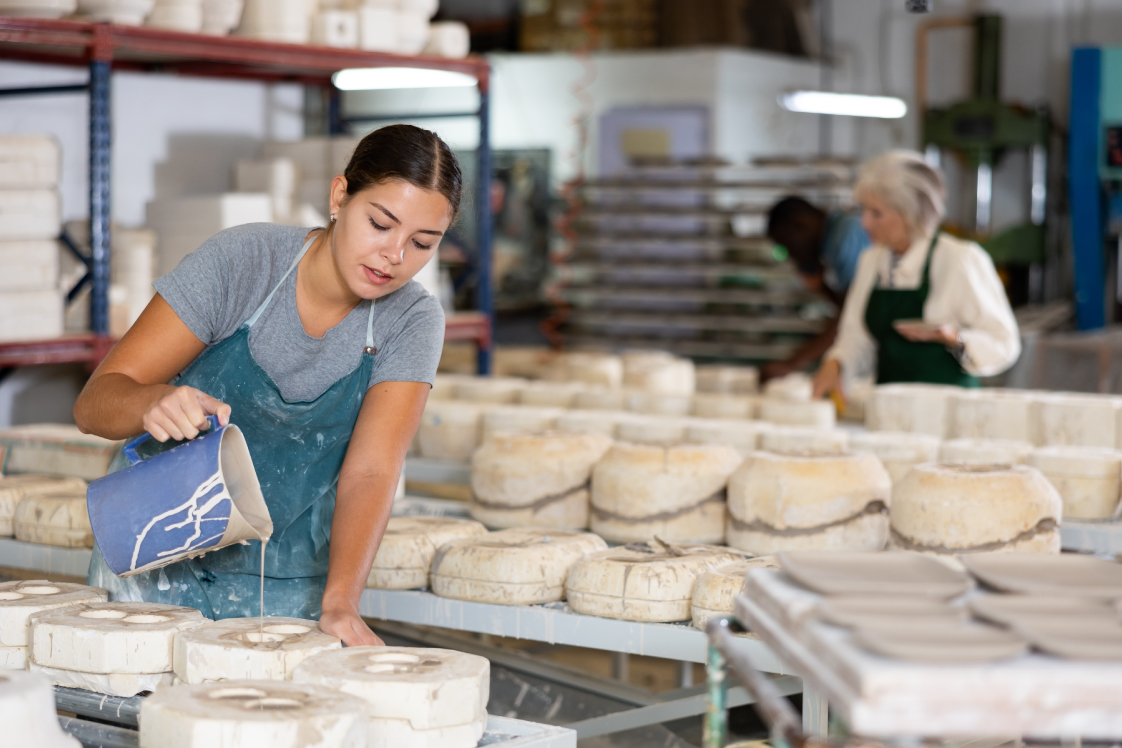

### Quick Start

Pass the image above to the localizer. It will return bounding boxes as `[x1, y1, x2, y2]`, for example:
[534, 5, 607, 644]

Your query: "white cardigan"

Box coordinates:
[824, 232, 1021, 379]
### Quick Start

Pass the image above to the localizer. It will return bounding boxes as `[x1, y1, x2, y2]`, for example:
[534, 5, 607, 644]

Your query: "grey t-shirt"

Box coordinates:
[154, 223, 445, 402]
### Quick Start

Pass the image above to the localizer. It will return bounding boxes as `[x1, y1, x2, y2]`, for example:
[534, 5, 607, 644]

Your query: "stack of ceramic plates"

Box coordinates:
[75, 0, 154, 24]
[0, 0, 76, 18]
[237, 0, 309, 43]
[145, 0, 203, 32]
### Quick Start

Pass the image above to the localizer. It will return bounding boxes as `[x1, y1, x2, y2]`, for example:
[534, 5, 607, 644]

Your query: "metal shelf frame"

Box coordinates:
[0, 17, 494, 373]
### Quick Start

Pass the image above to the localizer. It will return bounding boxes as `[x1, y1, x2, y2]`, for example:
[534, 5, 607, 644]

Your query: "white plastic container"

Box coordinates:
[1029, 445, 1122, 520]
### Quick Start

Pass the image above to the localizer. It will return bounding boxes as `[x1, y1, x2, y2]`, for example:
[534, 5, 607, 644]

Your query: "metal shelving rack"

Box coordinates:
[560, 161, 856, 363]
[0, 17, 494, 373]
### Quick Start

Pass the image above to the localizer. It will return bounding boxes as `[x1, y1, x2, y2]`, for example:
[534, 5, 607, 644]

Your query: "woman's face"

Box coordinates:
[328, 176, 453, 300]
[859, 191, 912, 251]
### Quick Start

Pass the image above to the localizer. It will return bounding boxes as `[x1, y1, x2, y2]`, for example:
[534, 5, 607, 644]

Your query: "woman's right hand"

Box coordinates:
[812, 359, 842, 401]
[143, 386, 231, 442]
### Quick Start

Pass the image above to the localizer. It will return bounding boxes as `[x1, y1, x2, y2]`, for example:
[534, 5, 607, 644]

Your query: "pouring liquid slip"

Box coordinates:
[86, 416, 274, 579]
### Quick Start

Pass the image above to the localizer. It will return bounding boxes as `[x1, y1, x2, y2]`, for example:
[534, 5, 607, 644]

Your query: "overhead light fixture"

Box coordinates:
[333, 67, 478, 91]
[779, 91, 908, 119]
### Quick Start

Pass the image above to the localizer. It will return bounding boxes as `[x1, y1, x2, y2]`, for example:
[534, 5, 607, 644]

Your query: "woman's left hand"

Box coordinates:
[897, 323, 959, 347]
[320, 605, 385, 647]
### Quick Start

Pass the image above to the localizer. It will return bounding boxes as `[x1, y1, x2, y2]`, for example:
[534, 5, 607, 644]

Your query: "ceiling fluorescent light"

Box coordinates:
[779, 91, 908, 119]
[333, 67, 478, 91]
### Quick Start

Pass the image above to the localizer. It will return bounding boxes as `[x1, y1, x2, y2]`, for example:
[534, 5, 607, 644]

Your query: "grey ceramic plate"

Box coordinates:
[818, 595, 966, 628]
[961, 553, 1122, 599]
[778, 551, 972, 599]
[970, 594, 1116, 627]
[1015, 619, 1122, 661]
[853, 621, 1029, 663]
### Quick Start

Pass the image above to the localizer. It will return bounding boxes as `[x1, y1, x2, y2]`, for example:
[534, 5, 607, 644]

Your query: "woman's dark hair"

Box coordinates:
[342, 124, 462, 219]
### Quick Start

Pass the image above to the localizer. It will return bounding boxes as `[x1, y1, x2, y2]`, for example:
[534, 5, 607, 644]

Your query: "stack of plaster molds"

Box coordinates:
[889, 464, 1062, 554]
[614, 415, 691, 445]
[1029, 446, 1122, 520]
[139, 680, 370, 748]
[0, 474, 86, 536]
[757, 398, 836, 428]
[1036, 393, 1122, 448]
[429, 373, 470, 400]
[367, 516, 487, 589]
[480, 405, 563, 437]
[759, 426, 848, 455]
[573, 388, 630, 411]
[695, 365, 759, 395]
[470, 431, 613, 530]
[621, 351, 695, 395]
[762, 373, 813, 401]
[848, 431, 940, 486]
[950, 389, 1043, 442]
[1, 670, 80, 747]
[545, 352, 624, 389]
[590, 442, 741, 544]
[0, 424, 121, 480]
[727, 451, 891, 554]
[939, 438, 1034, 466]
[518, 381, 586, 408]
[686, 420, 769, 457]
[691, 393, 756, 420]
[865, 383, 960, 438]
[555, 409, 624, 437]
[0, 580, 107, 669]
[173, 617, 340, 684]
[294, 647, 490, 748]
[454, 377, 528, 404]
[13, 489, 94, 547]
[430, 528, 607, 605]
[691, 556, 779, 630]
[626, 392, 693, 417]
[565, 541, 740, 622]
[417, 401, 482, 460]
[28, 601, 206, 696]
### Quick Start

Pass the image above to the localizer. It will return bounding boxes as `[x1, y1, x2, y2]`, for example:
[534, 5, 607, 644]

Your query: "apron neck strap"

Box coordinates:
[920, 229, 941, 288]
[365, 295, 376, 351]
[246, 236, 317, 328]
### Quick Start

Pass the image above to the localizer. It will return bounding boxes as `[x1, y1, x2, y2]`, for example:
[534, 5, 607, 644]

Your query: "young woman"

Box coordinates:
[813, 150, 1020, 399]
[74, 125, 456, 646]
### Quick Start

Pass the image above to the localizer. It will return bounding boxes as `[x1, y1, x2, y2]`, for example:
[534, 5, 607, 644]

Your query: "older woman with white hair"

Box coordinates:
[813, 150, 1019, 398]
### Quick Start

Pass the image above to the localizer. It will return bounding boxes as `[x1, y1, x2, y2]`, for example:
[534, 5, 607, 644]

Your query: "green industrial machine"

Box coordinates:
[923, 14, 1050, 270]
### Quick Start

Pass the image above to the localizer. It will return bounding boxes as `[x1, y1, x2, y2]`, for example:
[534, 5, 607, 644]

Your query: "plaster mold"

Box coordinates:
[480, 405, 564, 437]
[293, 646, 488, 742]
[757, 398, 836, 428]
[366, 516, 487, 589]
[951, 389, 1043, 443]
[626, 392, 693, 416]
[29, 602, 205, 674]
[1029, 446, 1122, 520]
[727, 451, 891, 554]
[0, 670, 80, 748]
[545, 352, 624, 389]
[30, 663, 175, 697]
[555, 410, 622, 437]
[417, 401, 482, 461]
[759, 427, 848, 455]
[173, 617, 340, 684]
[866, 383, 960, 438]
[0, 475, 86, 536]
[1036, 394, 1122, 449]
[691, 556, 779, 630]
[695, 365, 759, 395]
[13, 490, 95, 547]
[848, 431, 940, 486]
[614, 415, 690, 445]
[590, 442, 741, 544]
[0, 580, 107, 647]
[566, 541, 741, 622]
[939, 438, 1034, 466]
[138, 680, 370, 748]
[686, 419, 768, 457]
[762, 373, 813, 401]
[518, 381, 586, 408]
[453, 377, 528, 404]
[430, 527, 607, 605]
[0, 645, 26, 669]
[890, 464, 1062, 555]
[0, 424, 120, 480]
[691, 393, 757, 420]
[621, 352, 695, 395]
[470, 431, 613, 530]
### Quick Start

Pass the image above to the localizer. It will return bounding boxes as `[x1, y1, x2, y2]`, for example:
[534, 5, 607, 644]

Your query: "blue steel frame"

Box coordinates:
[1068, 47, 1106, 330]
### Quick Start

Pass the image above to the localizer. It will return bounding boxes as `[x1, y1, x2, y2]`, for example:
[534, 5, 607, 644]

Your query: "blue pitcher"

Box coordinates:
[86, 416, 273, 578]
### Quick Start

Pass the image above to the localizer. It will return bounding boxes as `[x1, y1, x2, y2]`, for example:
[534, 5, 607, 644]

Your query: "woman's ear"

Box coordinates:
[328, 175, 349, 218]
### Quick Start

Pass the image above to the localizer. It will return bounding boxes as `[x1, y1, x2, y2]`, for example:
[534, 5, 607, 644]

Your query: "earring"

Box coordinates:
[330, 213, 336, 222]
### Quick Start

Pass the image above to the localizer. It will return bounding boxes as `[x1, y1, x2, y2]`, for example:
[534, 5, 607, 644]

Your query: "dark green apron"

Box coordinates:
[88, 237, 377, 620]
[864, 231, 979, 387]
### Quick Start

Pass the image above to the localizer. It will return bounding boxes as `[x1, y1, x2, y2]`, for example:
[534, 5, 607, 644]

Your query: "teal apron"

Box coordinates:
[863, 231, 979, 388]
[88, 237, 376, 620]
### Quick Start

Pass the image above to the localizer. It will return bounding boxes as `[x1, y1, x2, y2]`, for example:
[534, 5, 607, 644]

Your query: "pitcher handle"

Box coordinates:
[123, 415, 221, 465]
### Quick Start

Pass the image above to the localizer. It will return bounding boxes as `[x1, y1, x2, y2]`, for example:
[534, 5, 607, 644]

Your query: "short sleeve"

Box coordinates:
[831, 215, 870, 291]
[368, 292, 446, 389]
[152, 233, 235, 345]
